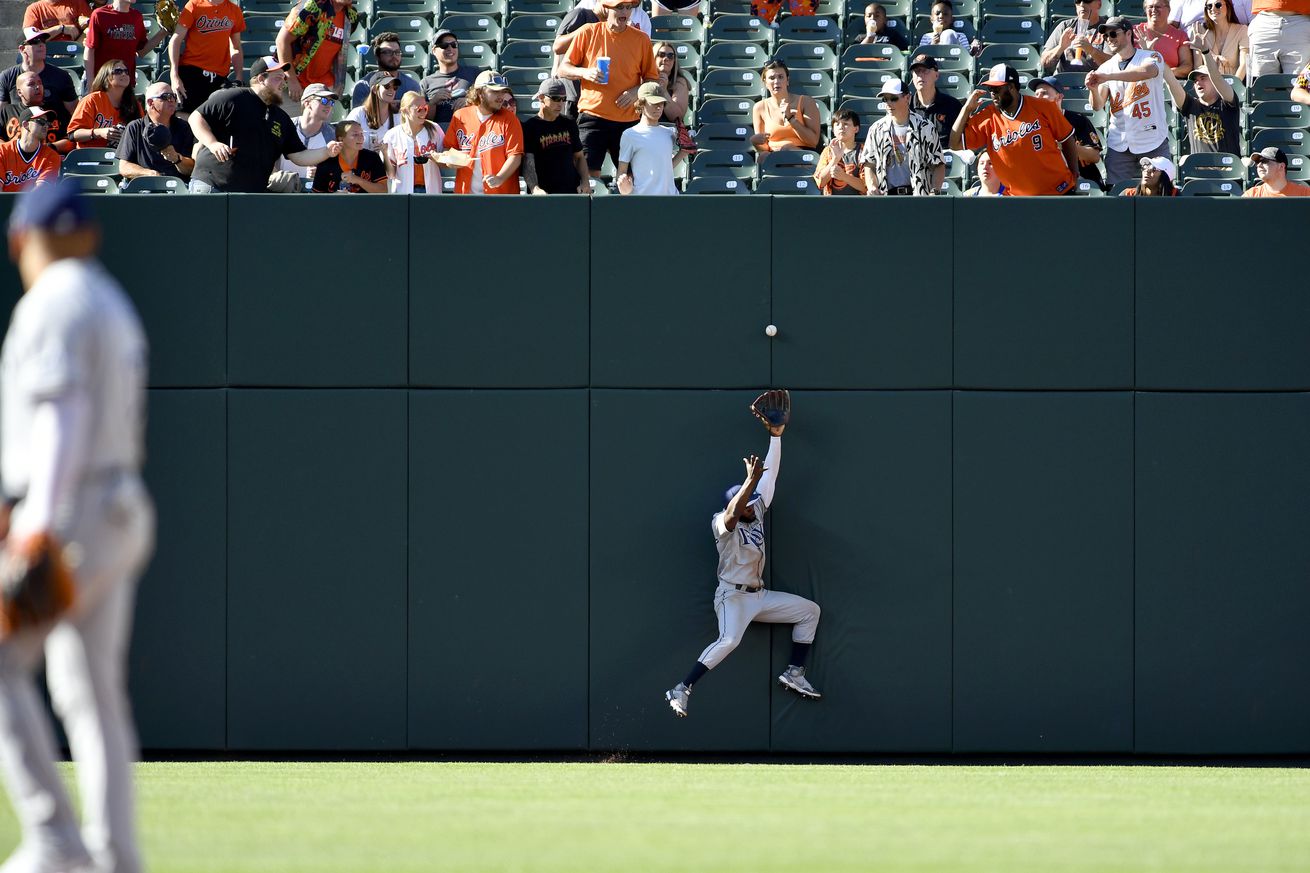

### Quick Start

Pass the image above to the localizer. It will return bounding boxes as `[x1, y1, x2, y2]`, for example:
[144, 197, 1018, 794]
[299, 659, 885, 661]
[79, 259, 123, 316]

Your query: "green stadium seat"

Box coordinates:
[438, 13, 503, 44]
[914, 0, 979, 18]
[685, 175, 753, 193]
[504, 13, 565, 41]
[503, 66, 551, 98]
[1248, 74, 1297, 105]
[652, 15, 706, 44]
[934, 178, 963, 195]
[693, 122, 753, 151]
[1179, 152, 1243, 182]
[458, 41, 500, 69]
[978, 16, 1043, 44]
[64, 174, 119, 193]
[373, 0, 440, 20]
[873, 0, 913, 14]
[1180, 178, 1242, 196]
[372, 14, 436, 40]
[912, 16, 978, 42]
[839, 68, 902, 99]
[707, 14, 775, 45]
[702, 68, 764, 98]
[840, 43, 907, 73]
[980, 0, 1046, 18]
[1249, 100, 1310, 131]
[670, 43, 703, 72]
[120, 176, 188, 194]
[777, 15, 843, 43]
[787, 69, 837, 100]
[509, 0, 573, 15]
[64, 149, 118, 176]
[756, 175, 823, 193]
[691, 150, 756, 180]
[709, 0, 756, 15]
[909, 43, 972, 71]
[839, 96, 890, 117]
[238, 0, 291, 15]
[936, 69, 972, 99]
[1073, 179, 1105, 194]
[704, 41, 770, 69]
[759, 149, 820, 176]
[44, 41, 84, 72]
[499, 40, 553, 68]
[440, 0, 509, 20]
[812, 0, 845, 14]
[772, 42, 839, 72]
[977, 42, 1040, 74]
[844, 14, 912, 44]
[695, 96, 757, 125]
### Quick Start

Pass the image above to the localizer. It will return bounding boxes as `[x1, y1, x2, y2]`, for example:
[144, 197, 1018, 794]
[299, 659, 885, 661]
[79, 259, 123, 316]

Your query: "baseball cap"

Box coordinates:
[1139, 155, 1175, 181]
[879, 78, 906, 97]
[302, 83, 340, 102]
[1250, 146, 1288, 165]
[981, 63, 1019, 88]
[723, 484, 762, 505]
[8, 179, 94, 236]
[145, 121, 173, 150]
[250, 56, 290, 78]
[18, 30, 49, 47]
[432, 28, 457, 46]
[473, 69, 511, 91]
[909, 53, 938, 70]
[18, 106, 54, 125]
[1029, 75, 1065, 95]
[637, 81, 668, 103]
[368, 71, 401, 88]
[1097, 15, 1132, 32]
[535, 76, 567, 99]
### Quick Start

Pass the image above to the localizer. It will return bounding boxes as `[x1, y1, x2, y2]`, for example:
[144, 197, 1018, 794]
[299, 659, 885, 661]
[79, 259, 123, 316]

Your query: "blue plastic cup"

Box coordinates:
[597, 56, 610, 85]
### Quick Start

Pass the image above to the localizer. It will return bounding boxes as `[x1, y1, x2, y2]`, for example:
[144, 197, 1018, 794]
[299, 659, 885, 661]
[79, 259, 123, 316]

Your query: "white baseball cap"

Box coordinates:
[1139, 155, 1175, 181]
[879, 78, 905, 98]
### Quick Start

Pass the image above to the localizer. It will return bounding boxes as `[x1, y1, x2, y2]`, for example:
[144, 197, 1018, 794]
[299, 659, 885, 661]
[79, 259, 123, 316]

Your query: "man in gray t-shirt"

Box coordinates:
[664, 390, 823, 719]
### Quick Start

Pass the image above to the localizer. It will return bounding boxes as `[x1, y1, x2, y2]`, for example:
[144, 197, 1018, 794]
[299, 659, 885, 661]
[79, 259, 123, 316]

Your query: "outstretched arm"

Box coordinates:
[757, 436, 781, 508]
[749, 389, 789, 507]
[721, 454, 765, 533]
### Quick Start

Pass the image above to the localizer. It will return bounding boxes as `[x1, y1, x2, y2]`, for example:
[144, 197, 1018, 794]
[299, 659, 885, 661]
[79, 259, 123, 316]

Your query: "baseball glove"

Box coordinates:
[751, 389, 790, 436]
[0, 533, 76, 637]
[155, 0, 180, 32]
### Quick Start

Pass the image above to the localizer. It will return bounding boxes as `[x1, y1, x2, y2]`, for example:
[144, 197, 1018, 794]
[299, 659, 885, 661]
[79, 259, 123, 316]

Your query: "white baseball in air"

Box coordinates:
[765, 324, 778, 337]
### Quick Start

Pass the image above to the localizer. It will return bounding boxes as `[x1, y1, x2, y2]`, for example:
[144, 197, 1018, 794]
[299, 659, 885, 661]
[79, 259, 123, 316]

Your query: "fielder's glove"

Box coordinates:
[156, 0, 180, 32]
[0, 533, 76, 636]
[751, 389, 790, 437]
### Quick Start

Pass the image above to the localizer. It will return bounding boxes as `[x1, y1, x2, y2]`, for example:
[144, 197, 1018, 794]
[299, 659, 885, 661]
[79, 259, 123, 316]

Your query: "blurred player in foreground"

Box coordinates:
[0, 180, 154, 873]
[665, 390, 823, 718]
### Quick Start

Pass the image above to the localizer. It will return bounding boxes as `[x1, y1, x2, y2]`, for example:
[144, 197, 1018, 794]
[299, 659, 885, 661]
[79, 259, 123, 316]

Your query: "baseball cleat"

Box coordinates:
[778, 666, 822, 699]
[665, 683, 690, 718]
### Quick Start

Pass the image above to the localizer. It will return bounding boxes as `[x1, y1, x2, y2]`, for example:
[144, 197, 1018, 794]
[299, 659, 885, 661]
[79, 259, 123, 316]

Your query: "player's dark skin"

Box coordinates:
[952, 82, 1081, 181]
[723, 454, 765, 532]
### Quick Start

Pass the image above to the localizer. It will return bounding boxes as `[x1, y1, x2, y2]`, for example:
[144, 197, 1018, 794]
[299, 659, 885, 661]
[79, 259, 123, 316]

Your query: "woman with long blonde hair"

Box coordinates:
[383, 91, 449, 194]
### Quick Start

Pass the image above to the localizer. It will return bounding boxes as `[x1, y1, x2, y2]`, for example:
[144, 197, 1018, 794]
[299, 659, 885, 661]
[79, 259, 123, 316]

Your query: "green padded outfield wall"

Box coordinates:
[0, 194, 1304, 754]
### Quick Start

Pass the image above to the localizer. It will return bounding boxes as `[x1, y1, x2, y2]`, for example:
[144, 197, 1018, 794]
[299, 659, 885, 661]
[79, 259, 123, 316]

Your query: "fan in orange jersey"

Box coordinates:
[951, 63, 1081, 196]
[0, 108, 60, 191]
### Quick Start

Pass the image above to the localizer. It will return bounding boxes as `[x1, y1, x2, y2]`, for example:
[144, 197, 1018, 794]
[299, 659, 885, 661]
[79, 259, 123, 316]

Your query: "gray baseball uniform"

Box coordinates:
[696, 437, 820, 670]
[0, 256, 153, 873]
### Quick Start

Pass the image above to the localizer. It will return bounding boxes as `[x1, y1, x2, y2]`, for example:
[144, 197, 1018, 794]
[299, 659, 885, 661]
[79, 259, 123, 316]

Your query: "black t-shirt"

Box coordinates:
[191, 88, 305, 192]
[909, 89, 963, 150]
[118, 115, 196, 178]
[418, 64, 480, 126]
[0, 64, 77, 130]
[311, 148, 386, 192]
[1066, 110, 1104, 188]
[522, 114, 583, 193]
[866, 29, 910, 51]
[1181, 93, 1241, 156]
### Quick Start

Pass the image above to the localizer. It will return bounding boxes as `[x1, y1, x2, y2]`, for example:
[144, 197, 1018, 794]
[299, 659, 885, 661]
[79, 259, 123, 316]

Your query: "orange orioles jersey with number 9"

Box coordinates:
[962, 95, 1077, 196]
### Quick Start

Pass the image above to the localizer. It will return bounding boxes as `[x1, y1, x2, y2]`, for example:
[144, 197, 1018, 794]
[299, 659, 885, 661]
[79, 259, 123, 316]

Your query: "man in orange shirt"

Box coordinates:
[0, 107, 60, 191]
[442, 70, 524, 194]
[950, 63, 1081, 195]
[1247, 0, 1310, 77]
[1243, 146, 1310, 195]
[277, 0, 358, 102]
[558, 0, 659, 177]
[22, 0, 93, 43]
[168, 0, 246, 115]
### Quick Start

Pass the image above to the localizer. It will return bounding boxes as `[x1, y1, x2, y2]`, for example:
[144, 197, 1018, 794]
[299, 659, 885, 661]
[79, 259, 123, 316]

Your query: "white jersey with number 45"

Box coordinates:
[1098, 49, 1168, 153]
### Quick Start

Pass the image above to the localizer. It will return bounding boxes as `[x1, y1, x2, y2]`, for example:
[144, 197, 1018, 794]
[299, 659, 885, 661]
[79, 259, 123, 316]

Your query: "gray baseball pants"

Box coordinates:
[698, 583, 821, 670]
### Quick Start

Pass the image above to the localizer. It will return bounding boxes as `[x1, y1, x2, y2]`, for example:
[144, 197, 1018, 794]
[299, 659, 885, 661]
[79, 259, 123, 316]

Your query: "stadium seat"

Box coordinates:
[458, 41, 499, 69]
[65, 175, 119, 194]
[373, 0, 440, 20]
[707, 15, 775, 45]
[693, 122, 753, 151]
[936, 70, 972, 99]
[1179, 152, 1243, 182]
[914, 0, 979, 17]
[1249, 100, 1310, 131]
[1248, 127, 1308, 153]
[773, 43, 839, 72]
[709, 0, 756, 15]
[504, 13, 565, 41]
[787, 69, 837, 100]
[44, 40, 84, 73]
[910, 43, 973, 72]
[1248, 74, 1298, 105]
[702, 68, 764, 98]
[840, 44, 907, 73]
[440, 0, 509, 20]
[694, 96, 757, 125]
[704, 42, 770, 70]
[874, 0, 914, 14]
[756, 175, 823, 193]
[1072, 179, 1105, 194]
[777, 15, 843, 43]
[1180, 178, 1242, 196]
[64, 149, 118, 176]
[934, 178, 963, 195]
[498, 40, 552, 68]
[671, 43, 703, 72]
[844, 14, 912, 44]
[238, 0, 291, 15]
[911, 16, 978, 43]
[839, 68, 902, 100]
[438, 13, 503, 45]
[978, 16, 1043, 45]
[120, 176, 188, 194]
[652, 15, 706, 44]
[371, 14, 436, 41]
[812, 0, 845, 14]
[685, 175, 753, 193]
[839, 96, 890, 117]
[509, 0, 572, 14]
[691, 150, 756, 180]
[980, 0, 1046, 18]
[760, 149, 820, 176]
[503, 66, 551, 98]
[977, 43, 1041, 74]
[585, 176, 611, 195]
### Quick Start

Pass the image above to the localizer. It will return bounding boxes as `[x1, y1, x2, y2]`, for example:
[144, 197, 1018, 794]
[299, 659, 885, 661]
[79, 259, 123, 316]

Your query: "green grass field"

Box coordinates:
[1, 761, 1308, 872]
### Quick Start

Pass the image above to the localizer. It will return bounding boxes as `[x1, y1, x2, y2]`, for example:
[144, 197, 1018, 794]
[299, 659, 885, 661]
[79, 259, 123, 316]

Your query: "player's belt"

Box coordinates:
[733, 584, 764, 592]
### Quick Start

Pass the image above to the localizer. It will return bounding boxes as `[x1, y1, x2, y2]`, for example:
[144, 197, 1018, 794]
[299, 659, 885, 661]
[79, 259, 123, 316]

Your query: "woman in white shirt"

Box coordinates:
[346, 74, 399, 157]
[383, 91, 447, 194]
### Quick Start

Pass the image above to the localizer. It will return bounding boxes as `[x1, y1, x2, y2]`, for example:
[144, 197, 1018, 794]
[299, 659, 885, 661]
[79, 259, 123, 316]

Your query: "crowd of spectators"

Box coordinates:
[0, 0, 1306, 196]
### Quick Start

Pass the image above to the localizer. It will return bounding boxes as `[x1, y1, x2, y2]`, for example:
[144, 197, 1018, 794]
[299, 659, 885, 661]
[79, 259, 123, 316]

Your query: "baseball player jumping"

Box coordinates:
[0, 181, 154, 873]
[665, 390, 822, 718]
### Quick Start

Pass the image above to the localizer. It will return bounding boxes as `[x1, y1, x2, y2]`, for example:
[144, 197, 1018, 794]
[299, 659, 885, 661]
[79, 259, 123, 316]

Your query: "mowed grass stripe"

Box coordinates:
[0, 762, 1306, 872]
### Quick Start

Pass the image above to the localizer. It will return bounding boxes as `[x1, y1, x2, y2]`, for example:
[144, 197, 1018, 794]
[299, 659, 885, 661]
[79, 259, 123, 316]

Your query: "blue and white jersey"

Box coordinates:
[711, 495, 767, 588]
